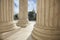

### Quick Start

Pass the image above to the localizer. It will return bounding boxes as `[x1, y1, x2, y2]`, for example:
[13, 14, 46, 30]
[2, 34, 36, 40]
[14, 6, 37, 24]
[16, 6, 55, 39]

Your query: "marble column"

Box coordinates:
[17, 0, 28, 27]
[32, 0, 60, 40]
[0, 0, 18, 33]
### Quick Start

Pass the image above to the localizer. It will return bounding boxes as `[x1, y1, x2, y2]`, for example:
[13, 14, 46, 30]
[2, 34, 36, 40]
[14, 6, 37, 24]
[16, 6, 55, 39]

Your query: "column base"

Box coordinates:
[0, 21, 20, 33]
[0, 27, 20, 40]
[17, 20, 28, 28]
[32, 24, 60, 40]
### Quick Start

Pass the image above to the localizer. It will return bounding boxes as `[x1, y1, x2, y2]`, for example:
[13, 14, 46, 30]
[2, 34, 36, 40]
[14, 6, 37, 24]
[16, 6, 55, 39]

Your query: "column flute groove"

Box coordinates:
[17, 0, 28, 27]
[32, 0, 60, 40]
[0, 0, 19, 33]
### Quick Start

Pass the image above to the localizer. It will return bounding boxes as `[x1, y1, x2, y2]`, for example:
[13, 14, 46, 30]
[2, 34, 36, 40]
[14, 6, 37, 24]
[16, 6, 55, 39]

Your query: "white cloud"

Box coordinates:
[14, 0, 36, 14]
[14, 0, 19, 14]
[28, 0, 36, 12]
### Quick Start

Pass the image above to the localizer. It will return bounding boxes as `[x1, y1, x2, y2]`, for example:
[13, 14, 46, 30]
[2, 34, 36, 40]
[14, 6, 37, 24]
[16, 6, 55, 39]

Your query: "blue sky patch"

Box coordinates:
[14, 0, 36, 14]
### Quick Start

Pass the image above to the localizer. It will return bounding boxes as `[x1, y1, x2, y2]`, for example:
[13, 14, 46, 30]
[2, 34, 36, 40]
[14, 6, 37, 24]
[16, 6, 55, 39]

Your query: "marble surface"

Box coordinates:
[1, 21, 36, 40]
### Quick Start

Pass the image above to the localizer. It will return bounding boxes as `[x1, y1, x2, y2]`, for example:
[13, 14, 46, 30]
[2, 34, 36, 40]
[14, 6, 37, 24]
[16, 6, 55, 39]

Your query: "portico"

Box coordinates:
[0, 0, 60, 40]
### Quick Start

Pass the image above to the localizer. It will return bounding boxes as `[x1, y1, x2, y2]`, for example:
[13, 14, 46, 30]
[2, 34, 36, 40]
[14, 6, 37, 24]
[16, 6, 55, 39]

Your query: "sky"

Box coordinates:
[14, 0, 36, 14]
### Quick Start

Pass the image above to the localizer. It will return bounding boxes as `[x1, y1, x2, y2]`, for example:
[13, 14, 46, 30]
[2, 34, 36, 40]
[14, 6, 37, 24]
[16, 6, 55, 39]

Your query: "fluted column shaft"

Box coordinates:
[32, 0, 60, 40]
[0, 0, 17, 33]
[17, 0, 28, 27]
